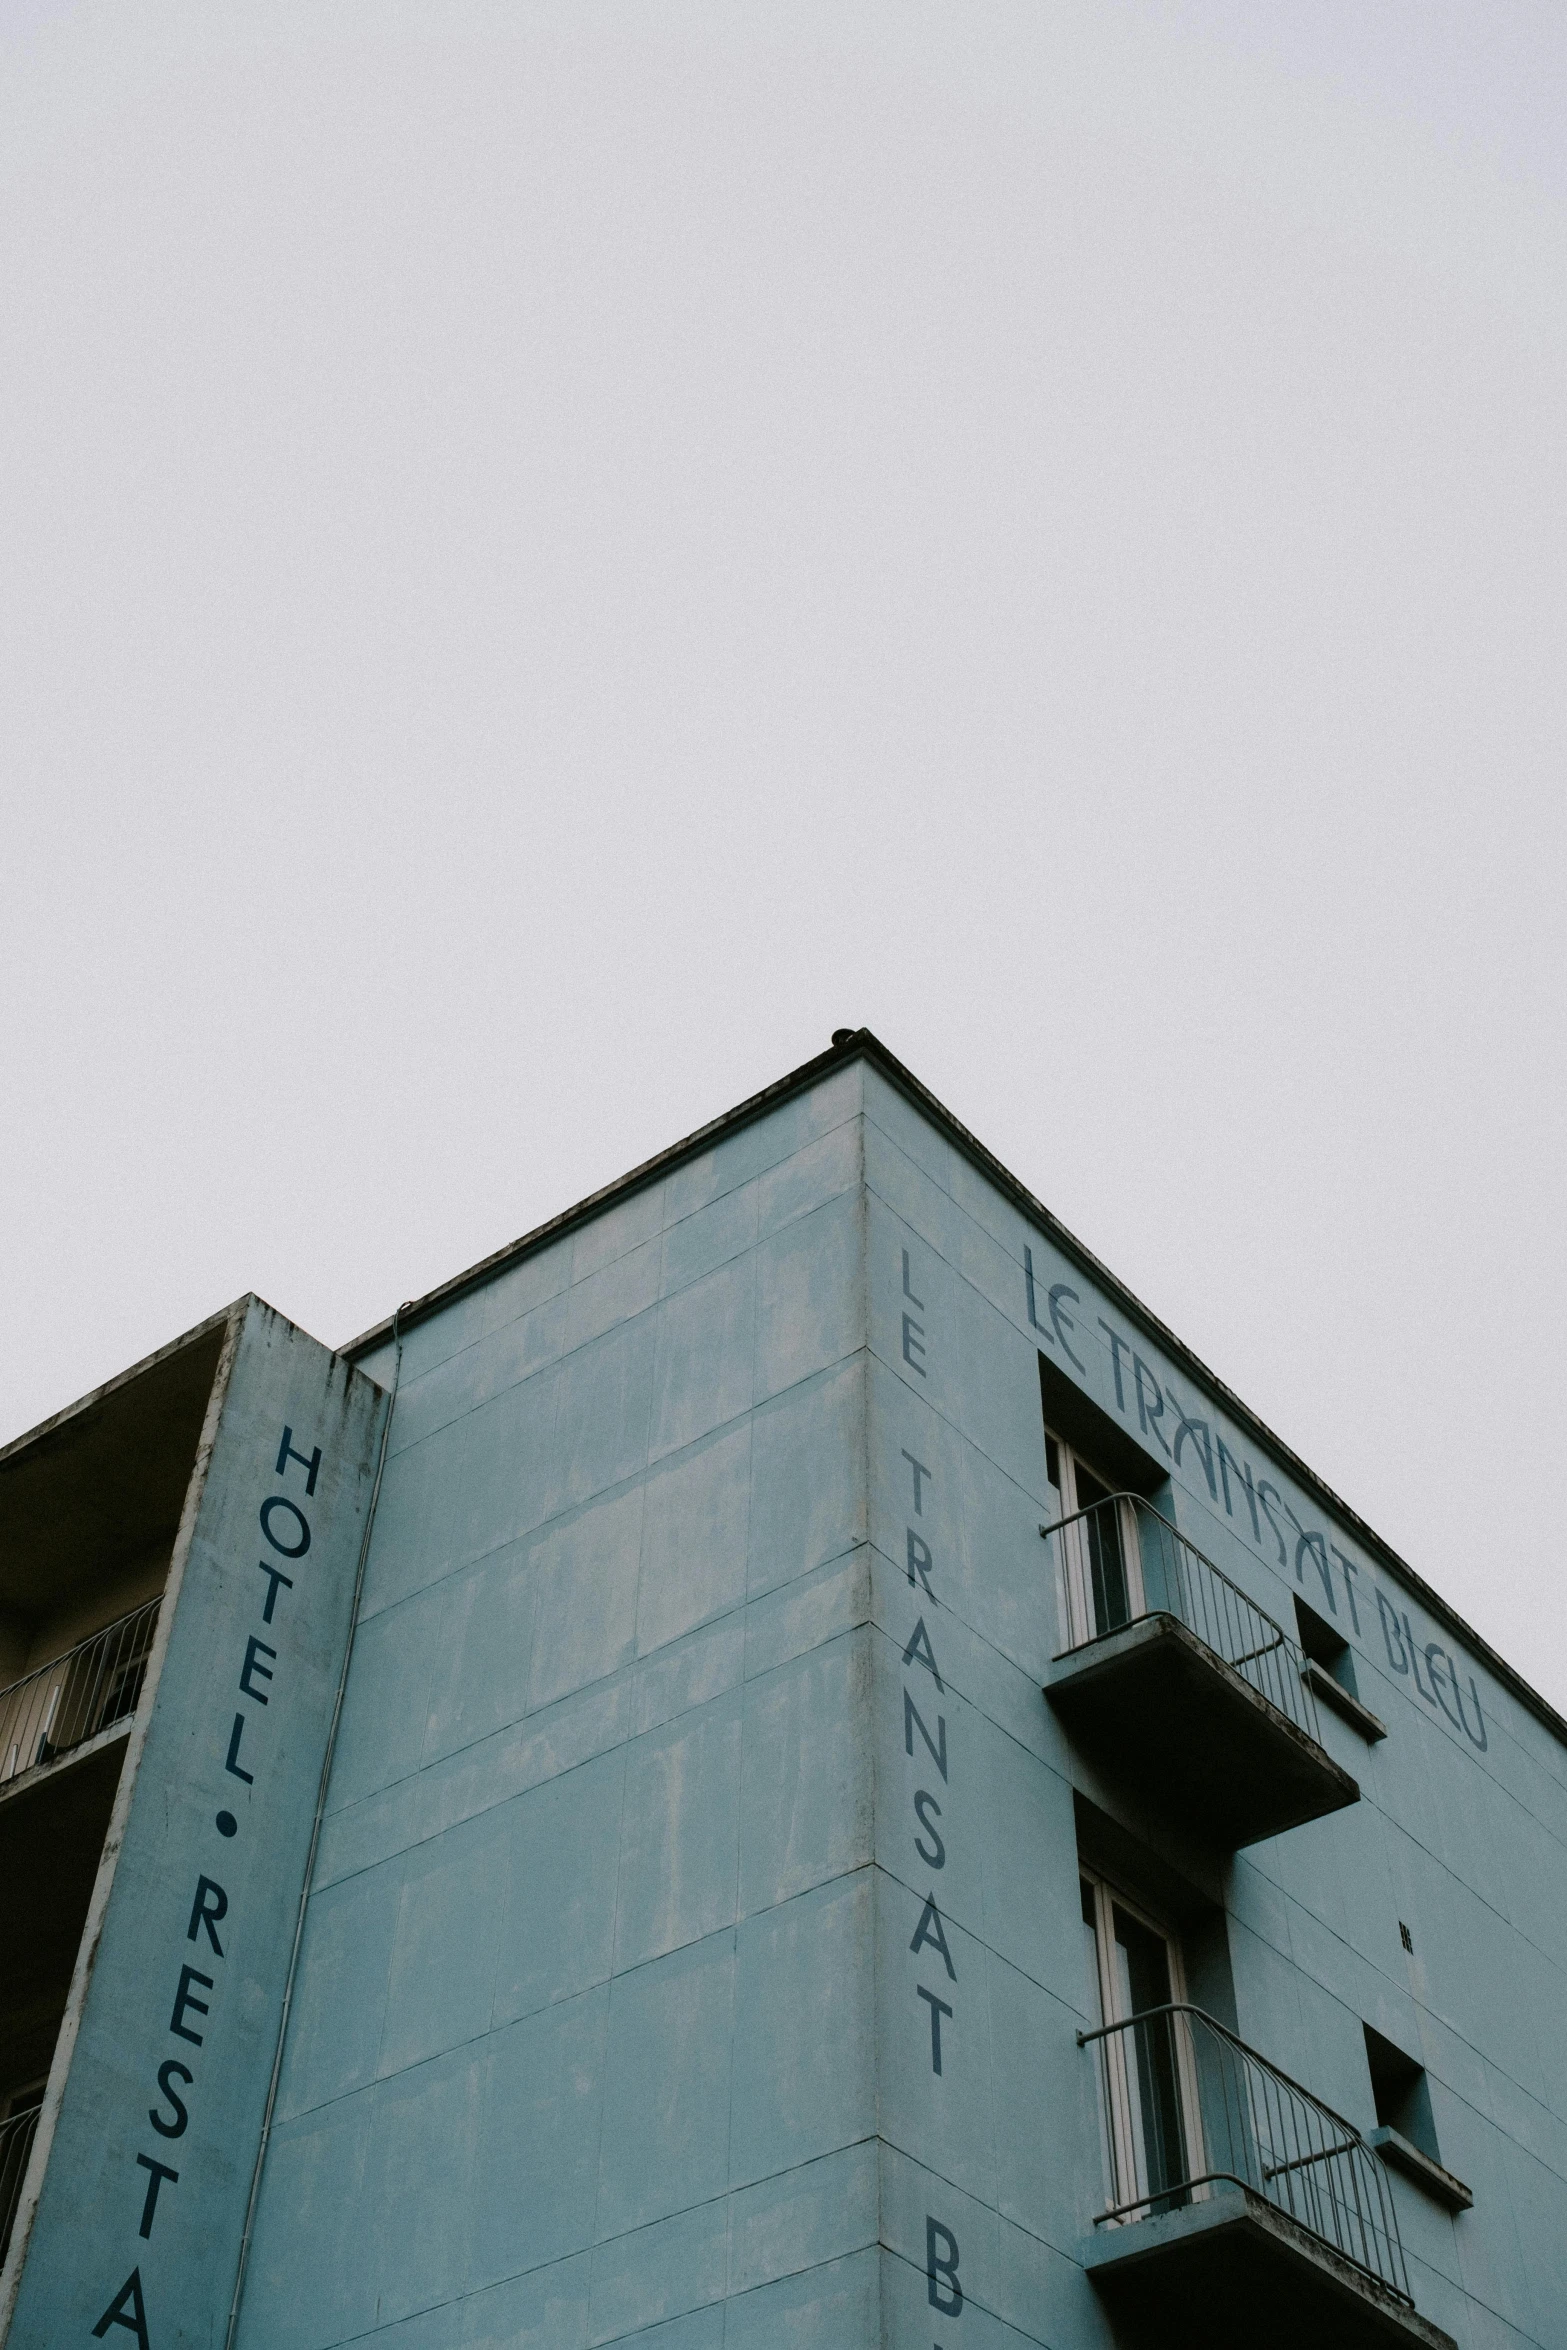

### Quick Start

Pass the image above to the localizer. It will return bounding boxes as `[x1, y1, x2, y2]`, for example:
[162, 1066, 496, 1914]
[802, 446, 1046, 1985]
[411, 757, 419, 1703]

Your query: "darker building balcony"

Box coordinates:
[0, 1599, 160, 2216]
[1079, 2005, 1456, 2350]
[1, 2100, 40, 2269]
[0, 1597, 160, 1799]
[0, 1311, 225, 2291]
[1041, 1497, 1358, 1848]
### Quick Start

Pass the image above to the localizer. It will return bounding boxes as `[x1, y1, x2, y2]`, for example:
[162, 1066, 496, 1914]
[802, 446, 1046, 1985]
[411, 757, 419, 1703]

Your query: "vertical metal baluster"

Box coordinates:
[1296, 2085, 1317, 2237]
[1227, 2031, 1253, 2194]
[1277, 2076, 1297, 2227]
[1362, 2142, 1383, 2278]
[1347, 2140, 1373, 2275]
[1262, 2069, 1282, 2219]
[1103, 2035, 1121, 2213]
[1369, 2156, 1389, 2286]
[1347, 2140, 1366, 2268]
[1306, 2104, 1327, 2245]
[1325, 2122, 1344, 2253]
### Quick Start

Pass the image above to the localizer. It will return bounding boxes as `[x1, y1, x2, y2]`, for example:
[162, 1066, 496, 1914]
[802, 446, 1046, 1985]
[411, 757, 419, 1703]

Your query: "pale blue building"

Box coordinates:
[2, 1032, 1563, 2350]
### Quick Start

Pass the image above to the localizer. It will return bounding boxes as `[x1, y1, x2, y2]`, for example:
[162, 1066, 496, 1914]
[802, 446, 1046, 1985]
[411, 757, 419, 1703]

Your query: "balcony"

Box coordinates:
[1079, 2005, 1456, 2350]
[1, 2102, 40, 2269]
[1041, 1497, 1358, 1848]
[0, 1598, 160, 1798]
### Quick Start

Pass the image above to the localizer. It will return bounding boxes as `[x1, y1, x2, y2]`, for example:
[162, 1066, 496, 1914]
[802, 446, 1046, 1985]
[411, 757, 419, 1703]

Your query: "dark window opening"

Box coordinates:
[1037, 1351, 1169, 1501]
[1363, 2024, 1441, 2165]
[1073, 1792, 1237, 2029]
[1112, 1902, 1186, 2211]
[1076, 1463, 1132, 1634]
[1295, 1597, 1359, 1699]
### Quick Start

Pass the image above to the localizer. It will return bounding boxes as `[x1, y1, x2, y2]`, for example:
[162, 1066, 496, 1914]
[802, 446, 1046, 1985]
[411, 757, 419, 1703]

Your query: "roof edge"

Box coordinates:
[341, 1039, 853, 1358]
[343, 1030, 1567, 1753]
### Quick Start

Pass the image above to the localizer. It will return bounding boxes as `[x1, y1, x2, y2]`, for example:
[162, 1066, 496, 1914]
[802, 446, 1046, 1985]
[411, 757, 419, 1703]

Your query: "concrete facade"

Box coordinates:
[3, 1036, 1564, 2350]
[1, 1299, 386, 2350]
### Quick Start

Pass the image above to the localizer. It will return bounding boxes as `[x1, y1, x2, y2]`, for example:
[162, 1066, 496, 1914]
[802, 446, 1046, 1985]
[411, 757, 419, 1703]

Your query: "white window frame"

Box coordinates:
[1081, 1868, 1205, 2220]
[1046, 1429, 1145, 1651]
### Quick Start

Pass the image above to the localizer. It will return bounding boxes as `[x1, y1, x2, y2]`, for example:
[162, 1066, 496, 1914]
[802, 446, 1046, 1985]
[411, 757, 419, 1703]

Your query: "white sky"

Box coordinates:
[3, 2, 1564, 1706]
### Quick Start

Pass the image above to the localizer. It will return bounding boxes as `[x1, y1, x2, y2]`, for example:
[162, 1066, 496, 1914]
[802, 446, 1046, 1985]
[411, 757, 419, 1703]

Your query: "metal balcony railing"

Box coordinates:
[1041, 1494, 1320, 1744]
[0, 1597, 161, 1791]
[0, 2103, 41, 2266]
[1081, 2003, 1410, 2302]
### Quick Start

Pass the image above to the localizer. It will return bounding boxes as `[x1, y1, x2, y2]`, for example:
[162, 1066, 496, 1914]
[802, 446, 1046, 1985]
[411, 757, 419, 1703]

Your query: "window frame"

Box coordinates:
[1046, 1427, 1146, 1651]
[1080, 1866, 1204, 2219]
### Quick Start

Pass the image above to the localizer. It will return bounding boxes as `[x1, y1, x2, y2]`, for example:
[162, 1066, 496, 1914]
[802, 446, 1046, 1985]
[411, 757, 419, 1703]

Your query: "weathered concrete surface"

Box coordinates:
[11, 1036, 1565, 2350]
[4, 1299, 385, 2350]
[237, 1072, 878, 2350]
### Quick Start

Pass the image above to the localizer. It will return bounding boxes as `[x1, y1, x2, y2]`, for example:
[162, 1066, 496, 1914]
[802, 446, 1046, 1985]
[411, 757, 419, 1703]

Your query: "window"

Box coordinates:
[1361, 2023, 1472, 2209]
[1046, 1429, 1144, 1650]
[1081, 1870, 1197, 2217]
[1294, 1596, 1386, 1741]
[1294, 1598, 1358, 1699]
[1363, 2026, 1439, 2164]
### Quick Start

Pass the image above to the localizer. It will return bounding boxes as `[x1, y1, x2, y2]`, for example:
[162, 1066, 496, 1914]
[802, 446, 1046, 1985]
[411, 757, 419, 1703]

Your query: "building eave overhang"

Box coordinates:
[0, 1300, 246, 1476]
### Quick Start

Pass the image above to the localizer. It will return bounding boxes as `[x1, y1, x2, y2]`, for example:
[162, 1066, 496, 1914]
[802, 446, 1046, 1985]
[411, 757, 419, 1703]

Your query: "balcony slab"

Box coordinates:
[1046, 1613, 1359, 1849]
[1082, 2187, 1457, 2350]
[0, 1715, 133, 1813]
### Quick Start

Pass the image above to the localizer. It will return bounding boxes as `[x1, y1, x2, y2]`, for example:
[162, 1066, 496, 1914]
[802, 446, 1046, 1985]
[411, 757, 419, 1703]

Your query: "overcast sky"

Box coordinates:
[3, 1, 1564, 1707]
